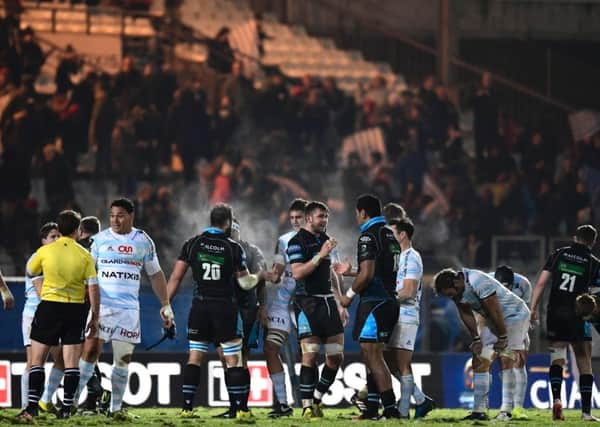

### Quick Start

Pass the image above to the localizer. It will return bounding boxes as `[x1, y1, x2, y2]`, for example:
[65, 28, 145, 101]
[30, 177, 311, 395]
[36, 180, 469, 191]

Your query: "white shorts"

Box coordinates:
[97, 305, 141, 344]
[481, 319, 529, 352]
[387, 322, 419, 351]
[266, 304, 292, 334]
[22, 314, 34, 347]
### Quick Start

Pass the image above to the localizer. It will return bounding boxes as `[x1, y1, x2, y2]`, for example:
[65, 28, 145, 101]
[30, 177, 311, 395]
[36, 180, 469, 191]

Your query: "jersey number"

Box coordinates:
[202, 263, 221, 281]
[559, 273, 576, 292]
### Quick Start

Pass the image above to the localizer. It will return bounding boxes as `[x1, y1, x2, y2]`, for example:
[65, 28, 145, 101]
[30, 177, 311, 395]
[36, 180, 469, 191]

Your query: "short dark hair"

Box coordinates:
[383, 202, 406, 222]
[433, 268, 457, 295]
[210, 203, 233, 227]
[495, 265, 514, 286]
[356, 194, 381, 218]
[40, 222, 58, 240]
[389, 217, 415, 239]
[289, 198, 308, 213]
[576, 225, 597, 246]
[111, 198, 134, 214]
[575, 294, 597, 318]
[80, 216, 101, 235]
[57, 210, 81, 236]
[305, 201, 329, 216]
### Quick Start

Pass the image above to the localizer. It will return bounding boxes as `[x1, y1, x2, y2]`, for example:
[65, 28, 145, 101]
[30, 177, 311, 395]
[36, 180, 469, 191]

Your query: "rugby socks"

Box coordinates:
[62, 368, 80, 412]
[110, 366, 129, 413]
[182, 364, 201, 411]
[26, 365, 45, 415]
[76, 359, 96, 400]
[21, 371, 29, 409]
[299, 365, 316, 408]
[226, 367, 248, 412]
[86, 365, 103, 407]
[399, 375, 415, 417]
[412, 382, 426, 405]
[513, 366, 527, 408]
[500, 368, 515, 413]
[549, 364, 563, 403]
[580, 374, 594, 414]
[314, 365, 338, 403]
[473, 372, 490, 413]
[242, 368, 251, 411]
[270, 371, 288, 405]
[40, 367, 63, 405]
[366, 373, 379, 415]
[380, 389, 399, 418]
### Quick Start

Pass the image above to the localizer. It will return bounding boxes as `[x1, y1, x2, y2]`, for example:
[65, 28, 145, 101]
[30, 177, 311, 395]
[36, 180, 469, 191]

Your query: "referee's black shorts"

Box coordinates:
[30, 301, 87, 346]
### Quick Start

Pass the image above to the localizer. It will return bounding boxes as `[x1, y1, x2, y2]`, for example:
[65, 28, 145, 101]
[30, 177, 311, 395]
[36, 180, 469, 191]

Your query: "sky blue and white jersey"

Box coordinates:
[489, 271, 532, 306]
[22, 253, 42, 317]
[460, 268, 529, 324]
[268, 230, 297, 308]
[396, 247, 423, 325]
[91, 228, 162, 310]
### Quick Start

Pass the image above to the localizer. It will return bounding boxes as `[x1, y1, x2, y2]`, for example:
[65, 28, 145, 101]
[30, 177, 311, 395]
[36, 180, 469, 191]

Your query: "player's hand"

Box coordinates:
[530, 309, 538, 323]
[470, 336, 482, 355]
[1, 289, 14, 310]
[493, 335, 508, 352]
[86, 316, 99, 338]
[319, 239, 337, 258]
[339, 294, 352, 308]
[160, 304, 175, 329]
[333, 258, 352, 276]
[338, 306, 349, 327]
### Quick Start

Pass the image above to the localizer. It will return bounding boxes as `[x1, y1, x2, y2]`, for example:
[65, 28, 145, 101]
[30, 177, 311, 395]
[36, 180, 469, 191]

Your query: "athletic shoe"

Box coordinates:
[267, 403, 293, 418]
[311, 402, 324, 418]
[494, 411, 512, 421]
[414, 396, 435, 419]
[56, 408, 72, 419]
[302, 406, 317, 420]
[381, 408, 402, 419]
[235, 410, 256, 424]
[553, 402, 565, 421]
[350, 390, 368, 413]
[109, 408, 135, 421]
[582, 413, 600, 422]
[463, 412, 489, 421]
[213, 408, 236, 418]
[15, 409, 34, 423]
[352, 411, 380, 421]
[511, 406, 528, 420]
[38, 400, 58, 415]
[179, 409, 198, 418]
[99, 390, 111, 415]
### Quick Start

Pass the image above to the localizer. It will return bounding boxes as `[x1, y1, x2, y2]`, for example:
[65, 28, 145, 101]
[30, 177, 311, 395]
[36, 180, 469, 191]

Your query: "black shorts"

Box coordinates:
[546, 306, 592, 342]
[294, 295, 344, 340]
[30, 301, 87, 346]
[239, 306, 259, 349]
[353, 299, 398, 343]
[187, 298, 242, 345]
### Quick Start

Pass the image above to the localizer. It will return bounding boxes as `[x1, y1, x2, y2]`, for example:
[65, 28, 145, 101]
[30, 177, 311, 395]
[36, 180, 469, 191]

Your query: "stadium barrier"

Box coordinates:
[1, 353, 600, 409]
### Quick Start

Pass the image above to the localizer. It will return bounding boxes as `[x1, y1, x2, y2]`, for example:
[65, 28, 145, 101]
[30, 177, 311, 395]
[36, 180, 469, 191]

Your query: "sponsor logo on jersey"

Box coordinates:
[100, 270, 141, 281]
[99, 259, 143, 267]
[200, 243, 225, 253]
[118, 245, 134, 254]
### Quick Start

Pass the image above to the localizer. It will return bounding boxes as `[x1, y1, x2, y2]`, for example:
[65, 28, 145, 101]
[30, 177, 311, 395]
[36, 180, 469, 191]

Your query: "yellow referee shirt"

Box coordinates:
[27, 236, 98, 304]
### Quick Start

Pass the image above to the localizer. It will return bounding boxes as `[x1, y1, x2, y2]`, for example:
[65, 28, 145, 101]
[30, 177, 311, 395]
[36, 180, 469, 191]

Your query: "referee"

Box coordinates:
[18, 210, 99, 421]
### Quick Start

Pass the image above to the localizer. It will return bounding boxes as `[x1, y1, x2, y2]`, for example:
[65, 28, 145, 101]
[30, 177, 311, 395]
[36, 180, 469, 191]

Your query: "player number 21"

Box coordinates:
[202, 263, 221, 280]
[559, 272, 576, 292]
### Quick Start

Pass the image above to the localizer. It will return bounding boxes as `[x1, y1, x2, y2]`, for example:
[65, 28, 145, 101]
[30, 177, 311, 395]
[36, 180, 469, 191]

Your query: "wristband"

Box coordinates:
[311, 254, 321, 266]
[345, 288, 356, 299]
[472, 336, 481, 342]
[498, 335, 507, 340]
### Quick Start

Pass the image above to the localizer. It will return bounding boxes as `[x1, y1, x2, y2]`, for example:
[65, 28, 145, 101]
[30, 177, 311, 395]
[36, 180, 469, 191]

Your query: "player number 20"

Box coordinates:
[559, 272, 576, 292]
[202, 263, 221, 280]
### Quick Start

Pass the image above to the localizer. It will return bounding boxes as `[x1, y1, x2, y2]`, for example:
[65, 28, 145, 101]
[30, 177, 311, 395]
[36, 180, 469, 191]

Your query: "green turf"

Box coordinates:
[0, 407, 591, 426]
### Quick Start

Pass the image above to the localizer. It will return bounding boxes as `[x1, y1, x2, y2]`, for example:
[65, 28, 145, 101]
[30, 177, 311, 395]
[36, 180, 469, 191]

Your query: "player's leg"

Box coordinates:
[572, 339, 596, 420]
[512, 348, 528, 419]
[464, 348, 494, 420]
[264, 327, 292, 417]
[317, 334, 344, 406]
[39, 346, 64, 411]
[21, 314, 33, 409]
[360, 342, 398, 419]
[294, 297, 321, 416]
[75, 337, 104, 403]
[19, 340, 51, 419]
[548, 341, 568, 420]
[108, 340, 135, 416]
[181, 299, 208, 416]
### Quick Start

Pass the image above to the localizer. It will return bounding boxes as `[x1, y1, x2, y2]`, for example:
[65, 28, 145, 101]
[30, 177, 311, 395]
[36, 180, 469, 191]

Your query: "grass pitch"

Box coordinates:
[0, 407, 589, 426]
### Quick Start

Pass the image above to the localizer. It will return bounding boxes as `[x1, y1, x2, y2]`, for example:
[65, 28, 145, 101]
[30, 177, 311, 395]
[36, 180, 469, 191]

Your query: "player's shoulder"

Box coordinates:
[131, 228, 156, 247]
[514, 272, 531, 285]
[280, 230, 297, 242]
[92, 229, 113, 243]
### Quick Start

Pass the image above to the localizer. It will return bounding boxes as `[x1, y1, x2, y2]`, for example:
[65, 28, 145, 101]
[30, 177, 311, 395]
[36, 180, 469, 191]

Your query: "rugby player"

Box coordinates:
[386, 217, 434, 418]
[530, 225, 600, 421]
[213, 218, 268, 419]
[287, 201, 346, 419]
[338, 195, 400, 419]
[167, 203, 275, 421]
[433, 267, 529, 421]
[19, 210, 99, 421]
[21, 223, 61, 411]
[74, 198, 174, 420]
[382, 202, 406, 222]
[78, 216, 101, 250]
[264, 198, 307, 418]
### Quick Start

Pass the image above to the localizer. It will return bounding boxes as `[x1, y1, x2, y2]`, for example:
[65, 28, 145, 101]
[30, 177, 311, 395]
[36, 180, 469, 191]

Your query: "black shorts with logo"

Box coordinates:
[30, 301, 87, 346]
[353, 299, 399, 343]
[546, 305, 592, 342]
[294, 295, 344, 340]
[187, 297, 243, 345]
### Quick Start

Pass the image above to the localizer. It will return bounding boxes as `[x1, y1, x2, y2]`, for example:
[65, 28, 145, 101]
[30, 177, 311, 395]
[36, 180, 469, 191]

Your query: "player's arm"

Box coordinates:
[480, 294, 508, 338]
[167, 260, 189, 301]
[290, 239, 337, 280]
[530, 269, 551, 321]
[0, 270, 14, 310]
[396, 278, 417, 302]
[457, 302, 479, 338]
[272, 238, 286, 283]
[84, 257, 100, 336]
[32, 276, 43, 298]
[396, 252, 422, 302]
[340, 258, 375, 308]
